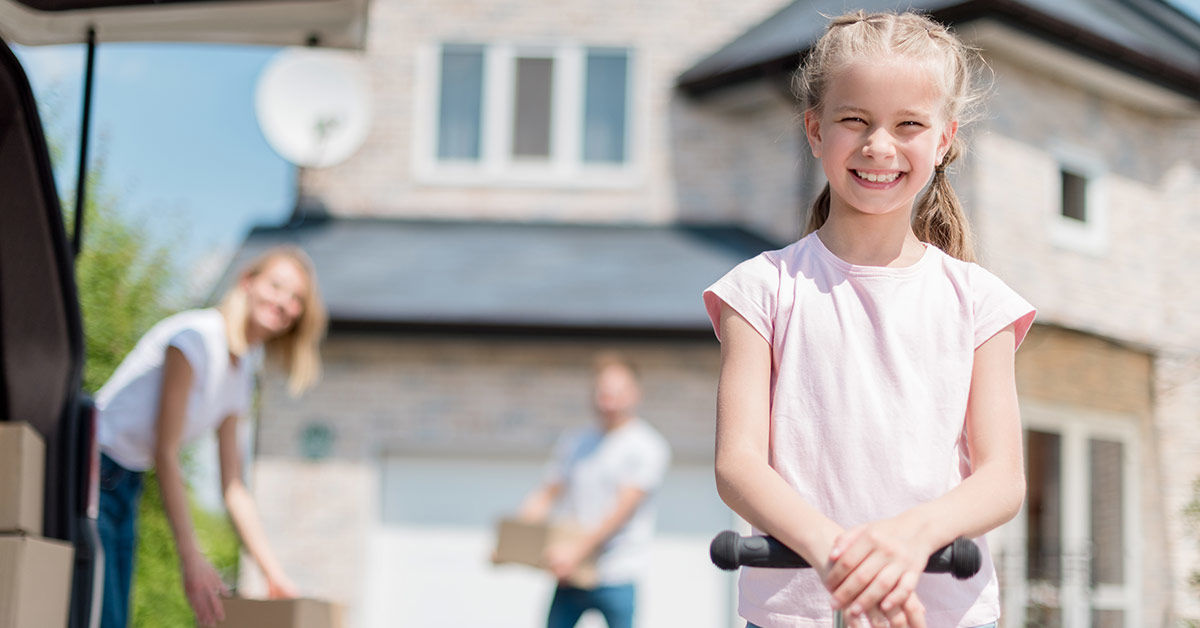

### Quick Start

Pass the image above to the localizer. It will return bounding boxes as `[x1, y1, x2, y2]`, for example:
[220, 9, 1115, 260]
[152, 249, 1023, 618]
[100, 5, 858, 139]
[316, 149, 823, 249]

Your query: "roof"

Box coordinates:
[677, 0, 1200, 101]
[215, 217, 780, 334]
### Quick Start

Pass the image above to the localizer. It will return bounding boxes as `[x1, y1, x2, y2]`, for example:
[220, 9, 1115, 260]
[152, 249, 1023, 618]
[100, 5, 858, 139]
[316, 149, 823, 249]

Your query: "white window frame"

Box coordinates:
[1048, 144, 1108, 256]
[998, 400, 1142, 628]
[413, 41, 639, 189]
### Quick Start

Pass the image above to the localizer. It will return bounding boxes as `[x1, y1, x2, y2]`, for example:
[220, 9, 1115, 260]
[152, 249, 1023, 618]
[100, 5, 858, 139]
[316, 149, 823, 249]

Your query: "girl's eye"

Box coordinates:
[900, 121, 925, 128]
[839, 117, 866, 125]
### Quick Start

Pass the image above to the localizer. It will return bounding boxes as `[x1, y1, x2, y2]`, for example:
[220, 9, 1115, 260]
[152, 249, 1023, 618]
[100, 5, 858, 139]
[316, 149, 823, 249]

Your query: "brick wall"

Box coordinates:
[254, 332, 722, 463]
[298, 0, 798, 228]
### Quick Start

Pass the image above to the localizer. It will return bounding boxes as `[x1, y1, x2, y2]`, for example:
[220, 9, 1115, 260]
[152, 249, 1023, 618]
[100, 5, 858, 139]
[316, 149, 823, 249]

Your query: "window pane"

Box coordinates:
[1062, 169, 1088, 222]
[583, 50, 628, 163]
[1026, 430, 1062, 583]
[1090, 438, 1125, 586]
[512, 56, 553, 158]
[438, 45, 484, 160]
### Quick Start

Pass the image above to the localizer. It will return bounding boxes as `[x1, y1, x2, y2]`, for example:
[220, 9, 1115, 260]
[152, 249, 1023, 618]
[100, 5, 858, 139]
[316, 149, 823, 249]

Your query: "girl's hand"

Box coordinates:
[266, 571, 299, 599]
[823, 518, 932, 627]
[181, 550, 229, 626]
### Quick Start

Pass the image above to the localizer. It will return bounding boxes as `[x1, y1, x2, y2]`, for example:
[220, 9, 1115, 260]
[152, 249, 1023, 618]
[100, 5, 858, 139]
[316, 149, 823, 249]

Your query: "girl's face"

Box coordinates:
[805, 58, 957, 221]
[241, 257, 309, 343]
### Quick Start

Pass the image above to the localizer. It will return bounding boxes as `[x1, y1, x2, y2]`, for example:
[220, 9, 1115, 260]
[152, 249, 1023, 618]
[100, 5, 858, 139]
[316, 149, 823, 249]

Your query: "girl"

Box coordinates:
[703, 11, 1035, 628]
[96, 245, 327, 628]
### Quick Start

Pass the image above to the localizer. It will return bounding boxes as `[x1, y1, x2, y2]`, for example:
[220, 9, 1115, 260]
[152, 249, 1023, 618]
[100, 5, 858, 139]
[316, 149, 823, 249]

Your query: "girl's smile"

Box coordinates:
[852, 169, 904, 186]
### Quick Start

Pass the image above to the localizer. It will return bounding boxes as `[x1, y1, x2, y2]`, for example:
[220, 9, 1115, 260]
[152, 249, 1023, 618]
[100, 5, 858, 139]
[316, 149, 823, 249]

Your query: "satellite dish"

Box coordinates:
[255, 48, 372, 168]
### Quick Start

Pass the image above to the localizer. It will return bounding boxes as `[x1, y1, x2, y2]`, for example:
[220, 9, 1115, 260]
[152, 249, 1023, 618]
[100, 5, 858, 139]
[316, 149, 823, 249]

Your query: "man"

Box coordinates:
[515, 352, 672, 628]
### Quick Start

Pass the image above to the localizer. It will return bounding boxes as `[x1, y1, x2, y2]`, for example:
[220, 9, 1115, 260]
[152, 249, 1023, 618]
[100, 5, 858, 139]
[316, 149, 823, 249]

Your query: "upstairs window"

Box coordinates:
[1049, 148, 1107, 255]
[421, 43, 635, 185]
[1060, 168, 1088, 222]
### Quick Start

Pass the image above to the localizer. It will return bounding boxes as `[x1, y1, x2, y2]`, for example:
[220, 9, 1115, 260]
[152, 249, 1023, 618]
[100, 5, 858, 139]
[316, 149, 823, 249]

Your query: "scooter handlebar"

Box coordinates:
[709, 530, 981, 580]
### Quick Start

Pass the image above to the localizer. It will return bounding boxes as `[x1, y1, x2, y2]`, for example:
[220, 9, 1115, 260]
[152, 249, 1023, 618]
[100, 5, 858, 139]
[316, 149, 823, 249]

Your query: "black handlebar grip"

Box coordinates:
[710, 531, 982, 580]
[710, 530, 812, 570]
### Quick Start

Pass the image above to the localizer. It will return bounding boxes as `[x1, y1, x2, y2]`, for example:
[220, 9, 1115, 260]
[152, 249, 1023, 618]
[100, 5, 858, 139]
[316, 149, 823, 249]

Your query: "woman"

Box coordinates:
[95, 245, 327, 627]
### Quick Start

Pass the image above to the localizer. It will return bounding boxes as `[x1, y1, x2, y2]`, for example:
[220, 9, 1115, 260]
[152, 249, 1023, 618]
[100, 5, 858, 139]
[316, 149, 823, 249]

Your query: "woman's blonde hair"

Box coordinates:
[219, 245, 327, 396]
[795, 10, 987, 261]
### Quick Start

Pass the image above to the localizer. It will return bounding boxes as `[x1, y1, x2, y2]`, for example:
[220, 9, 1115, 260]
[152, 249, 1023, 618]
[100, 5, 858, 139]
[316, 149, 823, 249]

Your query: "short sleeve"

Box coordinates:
[542, 429, 582, 485]
[167, 328, 208, 375]
[701, 253, 779, 343]
[970, 265, 1037, 350]
[623, 429, 671, 491]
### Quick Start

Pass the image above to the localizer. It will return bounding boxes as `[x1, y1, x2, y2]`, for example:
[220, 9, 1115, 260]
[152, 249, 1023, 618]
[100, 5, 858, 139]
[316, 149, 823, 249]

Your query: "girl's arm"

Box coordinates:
[154, 347, 229, 626]
[218, 414, 298, 599]
[826, 325, 1025, 624]
[714, 304, 845, 572]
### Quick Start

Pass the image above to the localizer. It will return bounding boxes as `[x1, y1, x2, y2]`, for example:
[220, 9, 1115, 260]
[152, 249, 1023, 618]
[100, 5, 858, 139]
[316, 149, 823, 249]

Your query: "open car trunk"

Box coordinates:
[1, 1, 365, 625]
[0, 0, 368, 48]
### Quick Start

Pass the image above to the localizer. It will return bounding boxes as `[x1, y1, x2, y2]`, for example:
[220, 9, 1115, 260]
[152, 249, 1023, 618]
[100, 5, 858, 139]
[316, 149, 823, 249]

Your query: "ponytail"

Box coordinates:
[913, 139, 974, 262]
[803, 183, 831, 237]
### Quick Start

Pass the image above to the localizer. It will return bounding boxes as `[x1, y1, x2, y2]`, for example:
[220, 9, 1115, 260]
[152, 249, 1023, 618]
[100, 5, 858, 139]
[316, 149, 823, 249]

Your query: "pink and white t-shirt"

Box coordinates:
[702, 232, 1035, 628]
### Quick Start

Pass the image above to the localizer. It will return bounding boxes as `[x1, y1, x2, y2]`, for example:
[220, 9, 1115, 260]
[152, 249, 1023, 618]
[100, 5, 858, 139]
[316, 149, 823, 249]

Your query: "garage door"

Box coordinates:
[361, 456, 739, 627]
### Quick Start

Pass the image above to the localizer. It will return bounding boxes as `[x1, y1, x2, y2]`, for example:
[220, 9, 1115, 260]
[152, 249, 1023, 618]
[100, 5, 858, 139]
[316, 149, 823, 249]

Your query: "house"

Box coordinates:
[217, 0, 1200, 626]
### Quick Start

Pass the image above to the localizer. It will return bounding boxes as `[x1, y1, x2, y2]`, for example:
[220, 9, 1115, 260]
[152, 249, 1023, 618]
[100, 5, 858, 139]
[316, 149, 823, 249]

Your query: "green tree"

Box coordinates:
[47, 109, 240, 626]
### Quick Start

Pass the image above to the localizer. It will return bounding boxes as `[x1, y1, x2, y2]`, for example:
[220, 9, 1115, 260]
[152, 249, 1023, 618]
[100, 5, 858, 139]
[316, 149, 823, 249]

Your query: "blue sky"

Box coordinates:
[14, 42, 295, 298]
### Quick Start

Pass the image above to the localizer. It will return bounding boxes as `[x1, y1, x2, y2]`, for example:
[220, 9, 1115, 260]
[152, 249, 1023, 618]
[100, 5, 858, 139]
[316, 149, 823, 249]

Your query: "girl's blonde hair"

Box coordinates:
[219, 245, 327, 396]
[795, 10, 986, 262]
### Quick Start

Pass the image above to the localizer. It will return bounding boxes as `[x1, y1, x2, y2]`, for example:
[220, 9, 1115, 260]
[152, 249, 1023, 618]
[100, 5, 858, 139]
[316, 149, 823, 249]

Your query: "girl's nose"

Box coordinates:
[861, 128, 896, 160]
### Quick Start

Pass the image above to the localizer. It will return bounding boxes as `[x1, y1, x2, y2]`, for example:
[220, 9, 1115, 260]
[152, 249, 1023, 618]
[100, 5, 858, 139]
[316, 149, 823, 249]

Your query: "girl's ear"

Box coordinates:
[804, 109, 823, 158]
[938, 119, 959, 164]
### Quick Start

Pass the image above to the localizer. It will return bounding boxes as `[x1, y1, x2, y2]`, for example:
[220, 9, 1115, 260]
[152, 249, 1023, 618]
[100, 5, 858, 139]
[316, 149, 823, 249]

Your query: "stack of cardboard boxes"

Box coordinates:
[0, 422, 74, 628]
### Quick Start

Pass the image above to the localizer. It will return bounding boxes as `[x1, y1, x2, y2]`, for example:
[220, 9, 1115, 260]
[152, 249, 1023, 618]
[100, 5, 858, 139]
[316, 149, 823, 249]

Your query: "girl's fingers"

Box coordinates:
[829, 525, 865, 561]
[830, 551, 887, 611]
[846, 562, 903, 619]
[880, 570, 920, 613]
[903, 594, 927, 628]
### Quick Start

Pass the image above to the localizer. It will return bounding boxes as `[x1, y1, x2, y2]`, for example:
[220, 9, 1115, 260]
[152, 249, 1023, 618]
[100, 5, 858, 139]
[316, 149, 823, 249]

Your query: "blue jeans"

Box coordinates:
[97, 453, 145, 628]
[547, 583, 636, 628]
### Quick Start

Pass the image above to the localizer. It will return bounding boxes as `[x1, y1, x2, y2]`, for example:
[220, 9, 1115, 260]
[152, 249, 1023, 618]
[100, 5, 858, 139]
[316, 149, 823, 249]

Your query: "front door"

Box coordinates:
[1001, 405, 1140, 627]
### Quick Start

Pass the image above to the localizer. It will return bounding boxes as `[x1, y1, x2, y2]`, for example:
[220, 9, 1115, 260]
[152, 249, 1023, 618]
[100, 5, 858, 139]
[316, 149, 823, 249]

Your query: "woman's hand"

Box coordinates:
[823, 517, 933, 628]
[181, 549, 229, 626]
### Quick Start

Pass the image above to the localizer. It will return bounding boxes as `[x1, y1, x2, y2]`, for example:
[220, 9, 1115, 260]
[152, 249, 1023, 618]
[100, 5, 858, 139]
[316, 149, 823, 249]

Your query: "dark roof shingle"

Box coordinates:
[216, 218, 780, 333]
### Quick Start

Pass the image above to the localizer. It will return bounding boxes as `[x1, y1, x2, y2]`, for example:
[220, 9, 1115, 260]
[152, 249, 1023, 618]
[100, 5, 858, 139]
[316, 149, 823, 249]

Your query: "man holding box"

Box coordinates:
[513, 352, 671, 628]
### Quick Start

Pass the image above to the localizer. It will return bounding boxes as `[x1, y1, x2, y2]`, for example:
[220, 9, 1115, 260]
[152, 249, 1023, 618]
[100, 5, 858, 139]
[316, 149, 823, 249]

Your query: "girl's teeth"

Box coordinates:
[856, 171, 899, 183]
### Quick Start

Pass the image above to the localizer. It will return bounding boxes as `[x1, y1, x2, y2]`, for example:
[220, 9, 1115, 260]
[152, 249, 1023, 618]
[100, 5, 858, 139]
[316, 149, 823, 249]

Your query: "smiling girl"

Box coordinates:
[703, 11, 1036, 628]
[95, 246, 327, 628]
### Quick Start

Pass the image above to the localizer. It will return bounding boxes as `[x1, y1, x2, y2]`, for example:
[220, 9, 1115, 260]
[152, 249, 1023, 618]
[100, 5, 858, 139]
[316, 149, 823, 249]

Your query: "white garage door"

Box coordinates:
[361, 457, 740, 628]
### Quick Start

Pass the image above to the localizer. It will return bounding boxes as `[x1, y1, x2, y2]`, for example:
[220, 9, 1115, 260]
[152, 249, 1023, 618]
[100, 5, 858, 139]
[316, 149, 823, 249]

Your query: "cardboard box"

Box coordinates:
[493, 518, 597, 587]
[0, 534, 74, 628]
[217, 598, 345, 628]
[0, 422, 45, 535]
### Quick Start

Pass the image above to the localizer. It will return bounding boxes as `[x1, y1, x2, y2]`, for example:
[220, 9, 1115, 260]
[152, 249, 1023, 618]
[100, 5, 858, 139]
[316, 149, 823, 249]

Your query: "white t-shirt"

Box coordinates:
[97, 308, 260, 471]
[546, 418, 672, 585]
[703, 233, 1036, 628]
